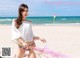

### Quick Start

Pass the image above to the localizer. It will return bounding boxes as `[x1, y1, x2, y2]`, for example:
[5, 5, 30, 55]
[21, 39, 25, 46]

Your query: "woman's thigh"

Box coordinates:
[15, 45, 26, 58]
[28, 49, 36, 58]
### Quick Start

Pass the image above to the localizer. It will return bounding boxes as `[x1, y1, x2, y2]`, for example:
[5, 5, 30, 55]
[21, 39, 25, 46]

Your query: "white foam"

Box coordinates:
[0, 18, 12, 22]
[61, 18, 67, 20]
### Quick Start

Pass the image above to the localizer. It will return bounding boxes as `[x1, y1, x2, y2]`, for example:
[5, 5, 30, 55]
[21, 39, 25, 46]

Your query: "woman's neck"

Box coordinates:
[22, 17, 26, 21]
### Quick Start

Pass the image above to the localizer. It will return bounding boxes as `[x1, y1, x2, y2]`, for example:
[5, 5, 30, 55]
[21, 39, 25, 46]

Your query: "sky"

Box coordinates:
[0, 0, 80, 17]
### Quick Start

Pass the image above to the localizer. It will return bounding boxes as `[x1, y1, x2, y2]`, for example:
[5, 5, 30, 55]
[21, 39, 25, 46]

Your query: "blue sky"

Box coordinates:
[0, 0, 80, 17]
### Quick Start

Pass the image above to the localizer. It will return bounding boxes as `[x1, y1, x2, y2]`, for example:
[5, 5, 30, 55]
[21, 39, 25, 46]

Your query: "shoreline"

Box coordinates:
[1, 23, 80, 26]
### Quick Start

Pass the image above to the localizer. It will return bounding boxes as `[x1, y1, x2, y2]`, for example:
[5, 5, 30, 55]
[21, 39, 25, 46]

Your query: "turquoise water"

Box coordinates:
[0, 16, 80, 25]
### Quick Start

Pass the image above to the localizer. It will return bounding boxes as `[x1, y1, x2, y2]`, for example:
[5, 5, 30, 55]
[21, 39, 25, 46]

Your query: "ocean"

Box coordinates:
[0, 16, 80, 25]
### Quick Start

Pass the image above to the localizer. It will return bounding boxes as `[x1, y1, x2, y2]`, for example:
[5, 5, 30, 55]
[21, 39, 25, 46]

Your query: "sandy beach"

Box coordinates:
[0, 24, 80, 58]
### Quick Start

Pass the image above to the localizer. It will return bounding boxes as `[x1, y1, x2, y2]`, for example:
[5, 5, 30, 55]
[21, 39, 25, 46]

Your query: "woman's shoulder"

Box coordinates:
[12, 19, 18, 27]
[12, 19, 17, 22]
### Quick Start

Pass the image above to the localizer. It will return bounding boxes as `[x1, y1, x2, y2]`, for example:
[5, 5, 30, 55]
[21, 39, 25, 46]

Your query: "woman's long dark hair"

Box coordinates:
[16, 3, 28, 28]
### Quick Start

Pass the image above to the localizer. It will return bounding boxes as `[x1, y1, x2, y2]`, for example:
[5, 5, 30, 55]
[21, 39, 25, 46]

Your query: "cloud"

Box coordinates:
[0, 0, 80, 16]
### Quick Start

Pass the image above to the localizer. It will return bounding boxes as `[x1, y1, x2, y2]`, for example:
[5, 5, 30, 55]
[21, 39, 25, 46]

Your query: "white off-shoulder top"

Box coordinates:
[11, 19, 34, 42]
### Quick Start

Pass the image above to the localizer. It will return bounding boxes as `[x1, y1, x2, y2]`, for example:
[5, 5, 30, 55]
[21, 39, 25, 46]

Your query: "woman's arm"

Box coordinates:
[33, 36, 46, 43]
[17, 37, 29, 47]
[17, 37, 25, 44]
[33, 36, 40, 40]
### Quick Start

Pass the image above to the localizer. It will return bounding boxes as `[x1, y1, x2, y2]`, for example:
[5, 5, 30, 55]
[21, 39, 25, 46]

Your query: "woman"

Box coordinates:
[11, 3, 46, 58]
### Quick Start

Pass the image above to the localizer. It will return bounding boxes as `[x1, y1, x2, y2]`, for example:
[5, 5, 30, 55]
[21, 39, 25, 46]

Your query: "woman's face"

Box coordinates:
[22, 8, 28, 17]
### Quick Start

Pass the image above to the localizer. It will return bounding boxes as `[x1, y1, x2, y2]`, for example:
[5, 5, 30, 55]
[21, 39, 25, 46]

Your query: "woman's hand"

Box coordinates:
[40, 38, 46, 43]
[22, 42, 29, 49]
[17, 38, 29, 48]
[33, 36, 46, 43]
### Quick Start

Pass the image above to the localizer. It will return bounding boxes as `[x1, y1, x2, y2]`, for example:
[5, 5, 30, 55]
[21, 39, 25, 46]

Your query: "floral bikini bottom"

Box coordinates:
[18, 41, 36, 50]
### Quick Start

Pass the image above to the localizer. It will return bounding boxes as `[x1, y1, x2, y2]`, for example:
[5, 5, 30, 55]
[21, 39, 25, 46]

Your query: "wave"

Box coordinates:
[0, 18, 12, 22]
[61, 18, 67, 20]
[43, 23, 80, 26]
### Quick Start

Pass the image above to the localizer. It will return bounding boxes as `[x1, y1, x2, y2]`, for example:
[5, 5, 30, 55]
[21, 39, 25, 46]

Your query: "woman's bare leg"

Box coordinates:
[15, 46, 25, 58]
[29, 49, 36, 58]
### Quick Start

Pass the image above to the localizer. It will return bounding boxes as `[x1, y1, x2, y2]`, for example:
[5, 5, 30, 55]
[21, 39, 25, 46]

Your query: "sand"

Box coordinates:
[0, 24, 80, 58]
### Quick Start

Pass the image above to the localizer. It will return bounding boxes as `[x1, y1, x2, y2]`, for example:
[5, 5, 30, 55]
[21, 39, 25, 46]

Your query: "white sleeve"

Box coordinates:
[32, 29, 35, 37]
[31, 23, 35, 37]
[11, 19, 21, 40]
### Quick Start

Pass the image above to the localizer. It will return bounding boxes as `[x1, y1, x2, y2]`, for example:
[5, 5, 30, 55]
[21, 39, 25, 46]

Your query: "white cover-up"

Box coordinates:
[11, 19, 34, 42]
